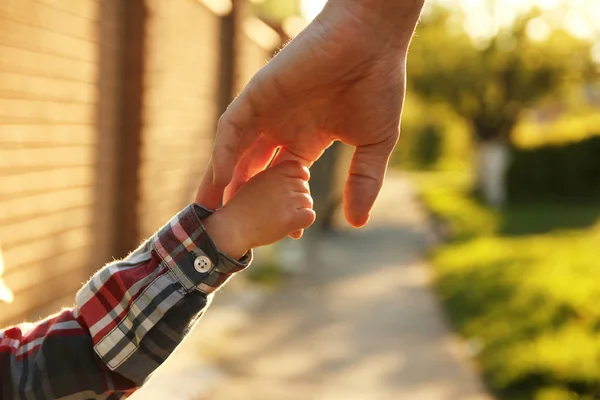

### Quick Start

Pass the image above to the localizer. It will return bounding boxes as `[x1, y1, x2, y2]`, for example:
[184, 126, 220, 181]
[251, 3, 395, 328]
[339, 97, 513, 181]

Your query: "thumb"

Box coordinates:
[212, 90, 260, 189]
[344, 137, 397, 227]
[195, 160, 224, 210]
[223, 135, 278, 204]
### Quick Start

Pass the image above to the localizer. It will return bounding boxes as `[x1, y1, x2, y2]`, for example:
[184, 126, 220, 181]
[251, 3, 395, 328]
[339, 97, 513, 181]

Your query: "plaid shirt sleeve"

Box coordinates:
[0, 204, 251, 400]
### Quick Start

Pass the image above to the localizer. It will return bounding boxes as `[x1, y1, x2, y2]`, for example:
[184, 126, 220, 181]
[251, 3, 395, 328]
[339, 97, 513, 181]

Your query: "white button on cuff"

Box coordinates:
[193, 255, 212, 273]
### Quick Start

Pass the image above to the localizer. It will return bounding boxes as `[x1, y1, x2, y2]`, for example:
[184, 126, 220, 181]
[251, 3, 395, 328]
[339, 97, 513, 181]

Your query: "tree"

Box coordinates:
[252, 0, 300, 21]
[408, 5, 595, 206]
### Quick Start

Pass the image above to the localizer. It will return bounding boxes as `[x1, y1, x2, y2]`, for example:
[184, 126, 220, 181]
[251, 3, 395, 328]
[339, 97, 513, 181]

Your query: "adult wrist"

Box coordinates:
[325, 0, 425, 49]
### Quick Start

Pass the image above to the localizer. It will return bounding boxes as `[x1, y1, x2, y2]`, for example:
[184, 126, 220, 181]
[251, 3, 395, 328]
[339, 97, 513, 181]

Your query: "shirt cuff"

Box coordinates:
[151, 203, 252, 295]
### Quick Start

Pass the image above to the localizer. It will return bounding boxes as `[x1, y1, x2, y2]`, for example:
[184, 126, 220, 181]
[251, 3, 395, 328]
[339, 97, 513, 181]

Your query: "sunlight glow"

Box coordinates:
[527, 17, 552, 42]
[434, 0, 599, 40]
[0, 248, 14, 304]
[301, 0, 599, 40]
[301, 0, 326, 21]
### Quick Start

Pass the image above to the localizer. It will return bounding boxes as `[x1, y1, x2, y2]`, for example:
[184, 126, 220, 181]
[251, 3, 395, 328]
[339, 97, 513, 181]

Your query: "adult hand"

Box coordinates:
[198, 0, 425, 227]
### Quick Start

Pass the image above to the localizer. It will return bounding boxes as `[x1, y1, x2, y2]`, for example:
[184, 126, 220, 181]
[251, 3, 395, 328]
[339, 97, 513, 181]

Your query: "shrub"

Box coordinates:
[414, 124, 444, 168]
[507, 136, 600, 202]
[415, 172, 600, 399]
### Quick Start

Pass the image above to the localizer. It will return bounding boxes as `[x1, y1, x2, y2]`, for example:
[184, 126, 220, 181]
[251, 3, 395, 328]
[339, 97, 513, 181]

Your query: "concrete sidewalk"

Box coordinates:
[130, 281, 269, 400]
[202, 173, 492, 400]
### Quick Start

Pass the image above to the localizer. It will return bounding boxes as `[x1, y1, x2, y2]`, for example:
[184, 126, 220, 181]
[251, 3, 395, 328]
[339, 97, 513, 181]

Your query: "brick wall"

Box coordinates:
[0, 0, 234, 326]
[235, 16, 280, 94]
[0, 0, 285, 326]
[137, 0, 223, 238]
[136, 1, 281, 237]
[0, 0, 112, 324]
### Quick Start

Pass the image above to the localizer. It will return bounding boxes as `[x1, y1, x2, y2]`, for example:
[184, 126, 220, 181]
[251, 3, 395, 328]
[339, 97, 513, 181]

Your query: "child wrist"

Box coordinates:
[202, 211, 250, 260]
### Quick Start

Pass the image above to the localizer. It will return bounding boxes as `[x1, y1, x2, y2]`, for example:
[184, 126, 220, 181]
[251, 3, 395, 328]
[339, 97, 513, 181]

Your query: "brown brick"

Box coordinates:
[0, 207, 92, 248]
[0, 187, 93, 225]
[33, 0, 98, 21]
[0, 147, 94, 168]
[0, 125, 95, 145]
[0, 0, 97, 39]
[0, 167, 91, 196]
[136, 0, 222, 237]
[0, 254, 87, 323]
[0, 44, 96, 82]
[0, 18, 95, 62]
[0, 0, 233, 326]
[0, 71, 95, 102]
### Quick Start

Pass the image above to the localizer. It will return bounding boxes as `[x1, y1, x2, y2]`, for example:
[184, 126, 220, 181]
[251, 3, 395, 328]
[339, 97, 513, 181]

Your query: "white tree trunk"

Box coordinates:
[475, 141, 510, 209]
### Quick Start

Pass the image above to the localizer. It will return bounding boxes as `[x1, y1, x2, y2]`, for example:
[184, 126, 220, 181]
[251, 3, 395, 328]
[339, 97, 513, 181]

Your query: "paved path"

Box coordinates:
[202, 174, 491, 400]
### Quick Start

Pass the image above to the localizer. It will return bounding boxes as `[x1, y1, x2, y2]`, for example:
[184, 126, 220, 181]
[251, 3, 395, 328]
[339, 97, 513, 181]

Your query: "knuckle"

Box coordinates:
[295, 179, 311, 193]
[278, 160, 306, 177]
[217, 114, 227, 128]
[300, 193, 314, 208]
[216, 114, 233, 134]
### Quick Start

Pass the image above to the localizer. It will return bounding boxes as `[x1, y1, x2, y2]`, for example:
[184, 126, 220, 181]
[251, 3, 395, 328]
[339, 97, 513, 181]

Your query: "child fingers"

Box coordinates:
[294, 193, 314, 209]
[294, 208, 316, 230]
[275, 160, 310, 180]
[288, 209, 316, 240]
[292, 178, 311, 194]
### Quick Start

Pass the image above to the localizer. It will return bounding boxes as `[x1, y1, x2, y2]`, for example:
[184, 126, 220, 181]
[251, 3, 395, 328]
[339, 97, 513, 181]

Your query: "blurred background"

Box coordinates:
[1, 0, 599, 399]
[0, 0, 298, 323]
[399, 1, 600, 399]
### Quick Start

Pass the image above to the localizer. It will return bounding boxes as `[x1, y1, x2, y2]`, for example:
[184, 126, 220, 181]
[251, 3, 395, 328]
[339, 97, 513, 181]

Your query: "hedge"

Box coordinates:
[508, 136, 600, 202]
[415, 172, 600, 400]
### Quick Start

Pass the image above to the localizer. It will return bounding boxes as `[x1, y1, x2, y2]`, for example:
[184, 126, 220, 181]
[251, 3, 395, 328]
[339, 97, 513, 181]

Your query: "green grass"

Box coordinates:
[413, 172, 600, 400]
[246, 261, 283, 286]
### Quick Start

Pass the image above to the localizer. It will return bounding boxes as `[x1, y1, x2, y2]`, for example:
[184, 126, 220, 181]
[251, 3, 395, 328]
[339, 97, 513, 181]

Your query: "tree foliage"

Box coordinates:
[408, 6, 596, 143]
[252, 0, 300, 21]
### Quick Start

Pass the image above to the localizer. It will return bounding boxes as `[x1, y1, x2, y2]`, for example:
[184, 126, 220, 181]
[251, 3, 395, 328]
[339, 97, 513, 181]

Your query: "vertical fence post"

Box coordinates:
[113, 0, 147, 258]
[94, 0, 123, 271]
[217, 0, 240, 118]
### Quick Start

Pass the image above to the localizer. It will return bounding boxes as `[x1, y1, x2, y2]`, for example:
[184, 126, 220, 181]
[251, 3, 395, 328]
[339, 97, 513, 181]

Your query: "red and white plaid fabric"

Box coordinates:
[0, 204, 251, 399]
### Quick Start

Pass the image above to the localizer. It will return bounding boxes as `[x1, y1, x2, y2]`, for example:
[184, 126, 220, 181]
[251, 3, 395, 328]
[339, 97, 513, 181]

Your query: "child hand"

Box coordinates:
[202, 161, 316, 259]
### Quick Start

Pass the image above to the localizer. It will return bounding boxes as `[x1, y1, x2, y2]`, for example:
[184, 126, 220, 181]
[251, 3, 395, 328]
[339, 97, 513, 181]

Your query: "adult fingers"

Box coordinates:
[289, 230, 303, 239]
[223, 135, 278, 203]
[344, 137, 397, 227]
[212, 91, 260, 188]
[194, 160, 225, 210]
